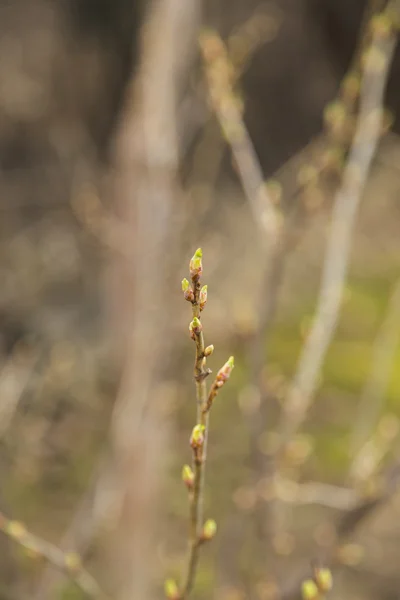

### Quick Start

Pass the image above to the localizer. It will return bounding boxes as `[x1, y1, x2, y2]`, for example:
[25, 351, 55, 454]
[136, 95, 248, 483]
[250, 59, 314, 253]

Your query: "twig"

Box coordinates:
[183, 252, 210, 595]
[167, 251, 235, 600]
[350, 277, 400, 457]
[0, 345, 38, 439]
[0, 512, 105, 598]
[274, 479, 359, 511]
[199, 29, 281, 243]
[282, 0, 388, 215]
[107, 1, 201, 599]
[277, 2, 400, 454]
[280, 459, 400, 600]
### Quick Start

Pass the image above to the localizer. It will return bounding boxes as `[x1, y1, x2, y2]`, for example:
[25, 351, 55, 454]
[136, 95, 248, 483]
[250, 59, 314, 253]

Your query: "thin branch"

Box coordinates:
[275, 479, 359, 511]
[0, 512, 105, 599]
[179, 254, 234, 599]
[277, 4, 399, 453]
[350, 277, 400, 457]
[280, 459, 400, 600]
[182, 257, 209, 596]
[0, 345, 38, 439]
[198, 29, 281, 243]
[107, 1, 201, 599]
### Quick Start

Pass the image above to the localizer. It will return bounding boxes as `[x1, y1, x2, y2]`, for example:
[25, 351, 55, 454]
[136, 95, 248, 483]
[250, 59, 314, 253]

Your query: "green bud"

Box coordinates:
[201, 518, 217, 541]
[64, 552, 82, 572]
[189, 248, 203, 279]
[189, 317, 202, 339]
[216, 356, 234, 382]
[301, 579, 319, 600]
[182, 278, 194, 302]
[190, 424, 205, 449]
[314, 568, 333, 593]
[370, 13, 393, 39]
[6, 521, 26, 541]
[204, 344, 214, 357]
[164, 579, 180, 599]
[199, 285, 208, 311]
[182, 464, 194, 488]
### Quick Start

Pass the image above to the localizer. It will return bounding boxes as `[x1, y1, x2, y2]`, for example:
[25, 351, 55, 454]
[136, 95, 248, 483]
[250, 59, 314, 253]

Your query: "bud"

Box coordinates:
[314, 568, 333, 593]
[189, 317, 202, 340]
[182, 278, 194, 302]
[199, 285, 208, 311]
[362, 47, 386, 73]
[216, 356, 235, 383]
[6, 521, 27, 541]
[189, 248, 203, 280]
[301, 579, 319, 600]
[370, 13, 393, 39]
[323, 101, 346, 130]
[164, 579, 180, 600]
[201, 518, 217, 541]
[182, 464, 194, 489]
[341, 73, 361, 102]
[204, 344, 214, 357]
[190, 424, 205, 449]
[64, 552, 82, 573]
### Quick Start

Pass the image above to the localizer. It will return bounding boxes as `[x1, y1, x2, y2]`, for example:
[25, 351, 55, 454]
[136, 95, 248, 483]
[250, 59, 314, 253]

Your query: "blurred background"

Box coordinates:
[1, 0, 400, 599]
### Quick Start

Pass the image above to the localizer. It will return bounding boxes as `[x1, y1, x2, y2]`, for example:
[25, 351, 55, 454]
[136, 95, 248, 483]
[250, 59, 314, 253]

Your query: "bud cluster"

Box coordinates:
[167, 248, 235, 597]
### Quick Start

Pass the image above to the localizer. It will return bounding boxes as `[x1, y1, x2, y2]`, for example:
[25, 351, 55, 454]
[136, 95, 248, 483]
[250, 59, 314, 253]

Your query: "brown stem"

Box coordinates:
[0, 512, 105, 599]
[182, 278, 209, 597]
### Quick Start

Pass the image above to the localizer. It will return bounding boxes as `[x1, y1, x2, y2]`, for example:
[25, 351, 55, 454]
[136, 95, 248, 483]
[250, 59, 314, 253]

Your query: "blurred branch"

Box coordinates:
[176, 255, 235, 599]
[275, 0, 389, 213]
[277, 3, 399, 453]
[280, 460, 400, 600]
[181, 4, 282, 161]
[199, 29, 281, 243]
[33, 457, 110, 600]
[105, 1, 201, 599]
[350, 277, 400, 457]
[0, 512, 104, 599]
[273, 478, 359, 511]
[0, 345, 38, 439]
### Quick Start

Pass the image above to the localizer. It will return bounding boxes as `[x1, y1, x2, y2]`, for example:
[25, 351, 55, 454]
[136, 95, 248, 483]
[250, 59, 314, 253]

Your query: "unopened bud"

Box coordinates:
[314, 568, 333, 593]
[189, 248, 203, 280]
[201, 518, 217, 541]
[64, 552, 82, 573]
[204, 344, 214, 357]
[182, 278, 194, 302]
[216, 356, 235, 382]
[182, 464, 194, 489]
[164, 579, 180, 600]
[362, 47, 386, 73]
[199, 285, 208, 311]
[370, 13, 393, 39]
[189, 317, 202, 339]
[301, 579, 319, 600]
[323, 101, 346, 130]
[190, 424, 205, 449]
[6, 521, 26, 541]
[341, 73, 361, 102]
